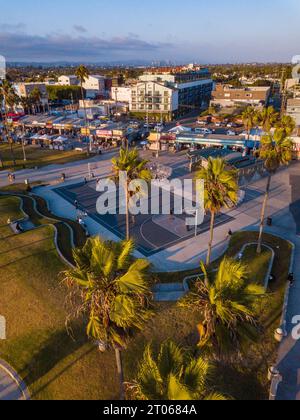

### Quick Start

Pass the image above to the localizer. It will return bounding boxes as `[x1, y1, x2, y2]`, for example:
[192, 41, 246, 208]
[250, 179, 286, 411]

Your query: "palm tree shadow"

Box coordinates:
[214, 362, 267, 400]
[20, 323, 88, 389]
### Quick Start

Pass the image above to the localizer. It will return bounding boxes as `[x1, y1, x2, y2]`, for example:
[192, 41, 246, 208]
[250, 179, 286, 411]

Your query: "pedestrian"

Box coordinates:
[227, 229, 233, 239]
[74, 200, 79, 210]
[288, 273, 294, 286]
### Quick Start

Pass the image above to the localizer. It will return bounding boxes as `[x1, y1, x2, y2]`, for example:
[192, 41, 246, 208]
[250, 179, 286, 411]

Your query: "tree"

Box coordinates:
[19, 97, 32, 115]
[178, 258, 265, 357]
[0, 80, 19, 166]
[242, 106, 256, 140]
[255, 106, 279, 133]
[257, 129, 293, 253]
[195, 158, 238, 265]
[128, 341, 227, 400]
[63, 237, 153, 400]
[75, 65, 90, 154]
[112, 148, 152, 240]
[275, 115, 296, 137]
[46, 85, 81, 102]
[29, 87, 43, 113]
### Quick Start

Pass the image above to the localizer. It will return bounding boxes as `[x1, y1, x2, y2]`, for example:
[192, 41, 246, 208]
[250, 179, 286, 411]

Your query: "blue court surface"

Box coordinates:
[54, 181, 234, 257]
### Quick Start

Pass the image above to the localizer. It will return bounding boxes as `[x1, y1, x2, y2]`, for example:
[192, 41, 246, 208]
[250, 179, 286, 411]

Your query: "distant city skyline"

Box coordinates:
[1, 0, 299, 63]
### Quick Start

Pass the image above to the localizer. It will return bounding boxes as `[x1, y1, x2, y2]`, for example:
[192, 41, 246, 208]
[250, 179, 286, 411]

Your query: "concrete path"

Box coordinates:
[25, 157, 298, 272]
[153, 283, 186, 302]
[0, 360, 29, 400]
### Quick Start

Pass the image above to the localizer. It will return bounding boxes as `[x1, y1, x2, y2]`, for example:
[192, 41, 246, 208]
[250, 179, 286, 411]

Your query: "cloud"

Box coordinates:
[0, 23, 26, 32]
[0, 31, 171, 62]
[73, 25, 87, 34]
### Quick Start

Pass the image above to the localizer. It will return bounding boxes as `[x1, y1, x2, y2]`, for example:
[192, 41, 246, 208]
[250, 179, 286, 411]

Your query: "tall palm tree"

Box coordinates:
[255, 106, 279, 133]
[0, 80, 19, 166]
[178, 258, 265, 357]
[63, 236, 153, 400]
[75, 65, 90, 154]
[112, 148, 152, 240]
[128, 341, 227, 400]
[257, 130, 293, 253]
[195, 158, 238, 265]
[242, 106, 256, 140]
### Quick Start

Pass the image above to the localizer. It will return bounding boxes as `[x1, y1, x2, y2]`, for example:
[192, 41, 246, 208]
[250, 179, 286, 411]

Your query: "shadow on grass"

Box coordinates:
[214, 362, 267, 401]
[20, 323, 89, 390]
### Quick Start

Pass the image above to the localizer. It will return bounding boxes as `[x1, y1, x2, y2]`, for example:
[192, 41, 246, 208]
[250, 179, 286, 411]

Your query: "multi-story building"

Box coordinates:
[130, 69, 213, 121]
[111, 86, 133, 103]
[82, 75, 106, 99]
[287, 98, 300, 126]
[15, 82, 48, 106]
[58, 75, 79, 86]
[211, 84, 271, 107]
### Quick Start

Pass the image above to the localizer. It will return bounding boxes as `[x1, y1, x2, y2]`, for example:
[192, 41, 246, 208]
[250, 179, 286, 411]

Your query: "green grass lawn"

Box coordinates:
[0, 143, 88, 172]
[0, 196, 292, 400]
[240, 244, 272, 286]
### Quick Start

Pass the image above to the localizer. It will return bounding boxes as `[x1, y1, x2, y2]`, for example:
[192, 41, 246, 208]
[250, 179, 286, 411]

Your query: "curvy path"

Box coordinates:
[0, 360, 29, 400]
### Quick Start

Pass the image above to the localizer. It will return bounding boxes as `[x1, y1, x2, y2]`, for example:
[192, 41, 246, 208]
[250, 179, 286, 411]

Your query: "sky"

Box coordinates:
[0, 0, 300, 63]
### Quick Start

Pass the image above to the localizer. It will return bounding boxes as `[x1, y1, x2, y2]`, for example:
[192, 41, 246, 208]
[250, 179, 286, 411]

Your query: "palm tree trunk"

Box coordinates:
[0, 152, 4, 169]
[114, 347, 125, 400]
[81, 84, 90, 156]
[257, 175, 272, 254]
[22, 139, 27, 162]
[125, 186, 130, 241]
[206, 211, 216, 266]
[9, 141, 16, 167]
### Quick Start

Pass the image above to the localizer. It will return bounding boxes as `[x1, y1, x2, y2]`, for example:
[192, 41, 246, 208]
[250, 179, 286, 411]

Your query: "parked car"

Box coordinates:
[195, 128, 213, 135]
[227, 130, 237, 136]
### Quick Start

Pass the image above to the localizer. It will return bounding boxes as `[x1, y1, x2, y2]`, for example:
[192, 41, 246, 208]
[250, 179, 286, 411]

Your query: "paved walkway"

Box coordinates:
[33, 161, 297, 272]
[0, 360, 29, 400]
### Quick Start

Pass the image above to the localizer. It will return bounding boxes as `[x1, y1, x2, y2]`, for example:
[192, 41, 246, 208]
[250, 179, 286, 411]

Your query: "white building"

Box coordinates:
[130, 81, 178, 121]
[82, 75, 106, 99]
[130, 69, 213, 121]
[111, 86, 132, 103]
[58, 75, 79, 86]
[287, 98, 300, 126]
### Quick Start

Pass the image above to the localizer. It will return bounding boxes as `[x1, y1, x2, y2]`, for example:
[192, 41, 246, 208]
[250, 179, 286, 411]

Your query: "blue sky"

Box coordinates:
[0, 0, 299, 63]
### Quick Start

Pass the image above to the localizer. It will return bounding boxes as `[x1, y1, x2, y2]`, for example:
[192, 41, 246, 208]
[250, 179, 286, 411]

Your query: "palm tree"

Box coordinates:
[112, 148, 152, 240]
[19, 97, 31, 115]
[242, 106, 256, 140]
[75, 65, 90, 154]
[257, 129, 293, 253]
[276, 115, 296, 138]
[195, 158, 238, 265]
[0, 80, 19, 166]
[128, 341, 227, 400]
[178, 258, 265, 357]
[63, 236, 153, 400]
[255, 106, 279, 133]
[29, 87, 42, 113]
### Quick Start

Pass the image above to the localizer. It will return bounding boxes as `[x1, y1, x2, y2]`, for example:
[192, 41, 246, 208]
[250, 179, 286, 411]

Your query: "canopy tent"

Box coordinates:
[30, 133, 42, 140]
[169, 125, 192, 134]
[39, 134, 55, 141]
[53, 136, 69, 143]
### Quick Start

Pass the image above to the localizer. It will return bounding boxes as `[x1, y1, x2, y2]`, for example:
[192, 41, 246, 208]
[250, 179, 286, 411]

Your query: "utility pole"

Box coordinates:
[22, 123, 27, 162]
